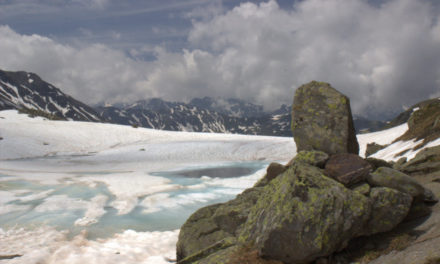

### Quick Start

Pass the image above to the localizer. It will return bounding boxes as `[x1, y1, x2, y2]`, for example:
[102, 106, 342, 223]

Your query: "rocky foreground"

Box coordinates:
[175, 81, 440, 264]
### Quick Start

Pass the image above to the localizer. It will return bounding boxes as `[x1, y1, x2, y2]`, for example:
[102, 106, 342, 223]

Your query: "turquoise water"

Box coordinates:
[0, 161, 267, 239]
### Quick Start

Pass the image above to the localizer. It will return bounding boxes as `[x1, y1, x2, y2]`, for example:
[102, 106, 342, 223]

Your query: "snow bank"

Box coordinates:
[0, 226, 178, 264]
[0, 110, 295, 161]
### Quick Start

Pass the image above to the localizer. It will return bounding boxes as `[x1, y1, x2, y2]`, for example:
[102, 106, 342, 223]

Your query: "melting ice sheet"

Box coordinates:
[0, 158, 269, 263]
[0, 110, 296, 263]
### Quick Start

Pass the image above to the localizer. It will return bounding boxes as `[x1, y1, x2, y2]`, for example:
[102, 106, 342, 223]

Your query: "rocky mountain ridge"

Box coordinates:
[0, 69, 101, 122]
[1, 69, 385, 137]
[96, 98, 293, 136]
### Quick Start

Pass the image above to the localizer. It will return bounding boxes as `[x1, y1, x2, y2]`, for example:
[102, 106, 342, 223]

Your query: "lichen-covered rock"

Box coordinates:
[288, 150, 329, 168]
[254, 163, 287, 187]
[367, 167, 426, 199]
[366, 187, 412, 235]
[213, 188, 261, 235]
[351, 182, 371, 196]
[239, 162, 371, 264]
[176, 203, 231, 261]
[324, 153, 371, 186]
[177, 237, 237, 264]
[365, 142, 387, 157]
[291, 81, 359, 155]
[177, 187, 262, 260]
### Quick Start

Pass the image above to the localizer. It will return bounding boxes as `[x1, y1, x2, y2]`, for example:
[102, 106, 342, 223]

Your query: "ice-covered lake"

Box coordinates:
[0, 110, 295, 264]
[0, 158, 268, 240]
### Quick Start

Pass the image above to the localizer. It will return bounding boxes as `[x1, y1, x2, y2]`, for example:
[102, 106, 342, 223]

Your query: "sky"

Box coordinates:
[0, 0, 440, 118]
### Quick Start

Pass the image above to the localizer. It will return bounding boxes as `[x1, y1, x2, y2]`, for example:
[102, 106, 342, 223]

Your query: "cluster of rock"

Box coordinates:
[175, 81, 437, 264]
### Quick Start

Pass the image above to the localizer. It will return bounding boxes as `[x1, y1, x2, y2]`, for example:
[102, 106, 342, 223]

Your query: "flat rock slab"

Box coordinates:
[325, 153, 371, 186]
[291, 81, 359, 155]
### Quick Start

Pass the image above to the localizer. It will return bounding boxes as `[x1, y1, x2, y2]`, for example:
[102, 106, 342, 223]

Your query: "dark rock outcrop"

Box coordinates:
[291, 81, 359, 155]
[366, 157, 393, 171]
[399, 146, 440, 176]
[365, 142, 387, 157]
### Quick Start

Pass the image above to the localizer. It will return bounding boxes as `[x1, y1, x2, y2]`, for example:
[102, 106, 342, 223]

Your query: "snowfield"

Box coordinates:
[0, 109, 439, 264]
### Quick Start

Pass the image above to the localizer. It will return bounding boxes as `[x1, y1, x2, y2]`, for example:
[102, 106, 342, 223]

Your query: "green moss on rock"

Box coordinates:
[239, 162, 371, 264]
[291, 81, 359, 155]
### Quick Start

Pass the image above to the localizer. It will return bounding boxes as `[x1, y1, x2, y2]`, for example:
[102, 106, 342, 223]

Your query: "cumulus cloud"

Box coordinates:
[1, 0, 440, 117]
[182, 0, 440, 114]
[0, 25, 154, 104]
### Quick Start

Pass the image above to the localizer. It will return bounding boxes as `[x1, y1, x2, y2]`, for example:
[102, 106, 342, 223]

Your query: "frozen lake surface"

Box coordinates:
[0, 158, 268, 240]
[0, 110, 295, 263]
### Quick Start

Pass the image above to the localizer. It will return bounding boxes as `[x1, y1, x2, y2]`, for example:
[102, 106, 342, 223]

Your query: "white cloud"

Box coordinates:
[0, 0, 439, 117]
[182, 0, 440, 114]
[0, 25, 154, 105]
[72, 0, 109, 9]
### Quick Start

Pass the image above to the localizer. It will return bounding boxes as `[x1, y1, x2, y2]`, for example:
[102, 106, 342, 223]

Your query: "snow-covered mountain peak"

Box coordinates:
[0, 69, 101, 122]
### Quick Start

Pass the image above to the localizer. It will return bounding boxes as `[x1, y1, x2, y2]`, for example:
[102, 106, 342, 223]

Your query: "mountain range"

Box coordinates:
[0, 69, 387, 136]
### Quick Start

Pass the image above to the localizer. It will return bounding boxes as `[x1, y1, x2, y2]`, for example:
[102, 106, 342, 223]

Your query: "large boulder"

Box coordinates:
[176, 187, 261, 261]
[291, 81, 359, 155]
[239, 162, 371, 264]
[324, 153, 372, 186]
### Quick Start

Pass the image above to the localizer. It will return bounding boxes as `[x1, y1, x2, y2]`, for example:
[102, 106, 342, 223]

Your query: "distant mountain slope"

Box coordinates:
[96, 98, 292, 136]
[97, 98, 384, 136]
[391, 98, 440, 147]
[189, 97, 265, 118]
[0, 69, 385, 136]
[0, 69, 101, 122]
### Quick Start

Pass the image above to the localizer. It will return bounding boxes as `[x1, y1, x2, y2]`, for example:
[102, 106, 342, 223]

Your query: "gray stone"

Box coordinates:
[177, 237, 237, 264]
[176, 187, 261, 261]
[367, 167, 426, 199]
[176, 203, 230, 261]
[239, 162, 371, 264]
[366, 187, 413, 235]
[291, 81, 359, 155]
